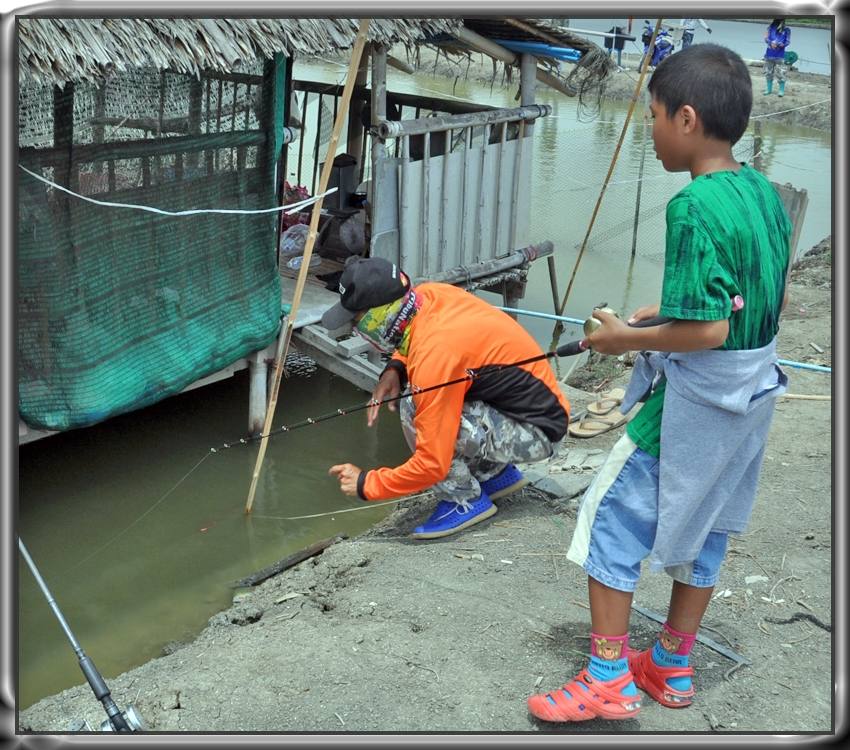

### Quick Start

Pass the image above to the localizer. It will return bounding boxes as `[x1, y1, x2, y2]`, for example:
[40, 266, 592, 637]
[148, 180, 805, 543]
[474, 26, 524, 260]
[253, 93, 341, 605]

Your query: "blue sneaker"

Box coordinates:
[411, 492, 497, 539]
[480, 464, 529, 500]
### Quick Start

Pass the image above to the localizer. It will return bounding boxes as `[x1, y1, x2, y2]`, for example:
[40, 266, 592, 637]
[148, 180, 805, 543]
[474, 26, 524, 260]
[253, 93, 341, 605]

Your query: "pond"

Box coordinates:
[18, 51, 831, 710]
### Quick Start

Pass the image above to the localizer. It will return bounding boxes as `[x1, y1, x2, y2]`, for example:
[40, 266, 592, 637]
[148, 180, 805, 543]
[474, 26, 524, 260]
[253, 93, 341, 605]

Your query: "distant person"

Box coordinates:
[528, 44, 791, 725]
[679, 18, 712, 49]
[764, 18, 791, 96]
[640, 21, 674, 70]
[324, 257, 570, 540]
[604, 25, 627, 68]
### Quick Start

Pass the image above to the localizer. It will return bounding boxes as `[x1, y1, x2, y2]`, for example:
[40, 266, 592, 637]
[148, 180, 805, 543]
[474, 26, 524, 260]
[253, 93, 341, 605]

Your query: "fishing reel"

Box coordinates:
[582, 303, 619, 337]
[68, 704, 147, 733]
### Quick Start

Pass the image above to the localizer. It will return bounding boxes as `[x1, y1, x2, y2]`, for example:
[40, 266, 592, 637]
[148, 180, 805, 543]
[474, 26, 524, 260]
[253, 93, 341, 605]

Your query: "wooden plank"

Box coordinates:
[292, 79, 494, 116]
[232, 535, 348, 588]
[20, 131, 266, 167]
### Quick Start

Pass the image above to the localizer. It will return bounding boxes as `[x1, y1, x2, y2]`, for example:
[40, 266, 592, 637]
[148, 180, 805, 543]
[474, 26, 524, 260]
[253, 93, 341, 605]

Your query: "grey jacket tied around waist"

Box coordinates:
[621, 339, 788, 571]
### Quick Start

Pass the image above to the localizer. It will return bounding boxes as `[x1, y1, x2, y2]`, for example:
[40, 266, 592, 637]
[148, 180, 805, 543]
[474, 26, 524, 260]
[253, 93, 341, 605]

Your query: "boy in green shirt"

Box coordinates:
[529, 44, 791, 723]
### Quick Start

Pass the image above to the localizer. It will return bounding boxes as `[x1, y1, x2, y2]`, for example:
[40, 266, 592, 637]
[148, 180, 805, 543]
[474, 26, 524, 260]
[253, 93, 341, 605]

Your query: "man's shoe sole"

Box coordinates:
[488, 477, 530, 501]
[410, 504, 498, 540]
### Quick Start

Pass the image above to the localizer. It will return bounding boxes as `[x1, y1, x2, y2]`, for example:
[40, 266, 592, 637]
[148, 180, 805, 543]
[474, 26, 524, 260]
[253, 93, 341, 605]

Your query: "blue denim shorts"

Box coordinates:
[566, 434, 728, 593]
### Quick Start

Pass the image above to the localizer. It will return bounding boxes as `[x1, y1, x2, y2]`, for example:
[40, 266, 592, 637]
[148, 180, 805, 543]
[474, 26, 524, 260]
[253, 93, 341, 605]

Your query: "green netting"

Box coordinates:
[18, 62, 284, 430]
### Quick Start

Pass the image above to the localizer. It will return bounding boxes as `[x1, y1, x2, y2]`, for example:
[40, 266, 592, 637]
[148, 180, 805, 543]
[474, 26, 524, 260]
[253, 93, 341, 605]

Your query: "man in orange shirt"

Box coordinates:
[325, 257, 570, 539]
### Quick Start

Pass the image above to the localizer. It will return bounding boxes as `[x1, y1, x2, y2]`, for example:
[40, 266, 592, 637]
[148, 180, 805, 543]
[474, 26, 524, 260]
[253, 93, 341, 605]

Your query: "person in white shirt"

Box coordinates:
[680, 18, 712, 49]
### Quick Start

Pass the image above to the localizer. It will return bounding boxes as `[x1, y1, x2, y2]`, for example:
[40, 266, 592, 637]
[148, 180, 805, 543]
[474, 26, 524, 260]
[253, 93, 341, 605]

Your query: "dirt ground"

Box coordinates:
[18, 237, 833, 735]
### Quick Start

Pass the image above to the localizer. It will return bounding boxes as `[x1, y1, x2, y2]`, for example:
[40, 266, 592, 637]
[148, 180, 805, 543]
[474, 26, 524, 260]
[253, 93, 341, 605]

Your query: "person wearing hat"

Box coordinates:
[325, 257, 570, 539]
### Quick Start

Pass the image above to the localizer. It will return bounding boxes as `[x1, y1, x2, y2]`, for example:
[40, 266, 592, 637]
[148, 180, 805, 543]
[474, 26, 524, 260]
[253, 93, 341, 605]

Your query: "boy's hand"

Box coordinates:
[627, 303, 661, 325]
[584, 309, 632, 355]
[329, 463, 363, 496]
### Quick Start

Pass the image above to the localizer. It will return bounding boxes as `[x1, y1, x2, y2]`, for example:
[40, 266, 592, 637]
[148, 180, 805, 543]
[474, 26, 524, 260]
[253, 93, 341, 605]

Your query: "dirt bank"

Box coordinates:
[598, 54, 831, 131]
[412, 45, 831, 132]
[19, 239, 832, 735]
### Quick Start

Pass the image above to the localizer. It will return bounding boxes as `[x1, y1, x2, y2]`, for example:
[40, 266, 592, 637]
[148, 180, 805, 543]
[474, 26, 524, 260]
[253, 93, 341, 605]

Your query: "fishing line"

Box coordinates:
[252, 491, 431, 522]
[53, 338, 587, 574]
[209, 339, 588, 454]
[59, 451, 215, 580]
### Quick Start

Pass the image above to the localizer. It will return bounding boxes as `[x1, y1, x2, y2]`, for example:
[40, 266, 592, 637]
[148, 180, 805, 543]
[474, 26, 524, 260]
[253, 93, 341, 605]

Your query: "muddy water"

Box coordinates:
[18, 58, 831, 710]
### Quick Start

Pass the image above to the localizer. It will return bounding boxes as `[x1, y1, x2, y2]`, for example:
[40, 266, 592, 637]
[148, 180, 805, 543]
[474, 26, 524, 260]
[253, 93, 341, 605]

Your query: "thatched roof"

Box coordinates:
[17, 18, 463, 86]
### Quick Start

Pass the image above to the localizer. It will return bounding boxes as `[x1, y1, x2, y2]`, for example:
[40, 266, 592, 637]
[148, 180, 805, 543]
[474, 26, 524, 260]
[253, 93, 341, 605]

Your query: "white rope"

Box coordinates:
[750, 97, 831, 120]
[18, 163, 336, 217]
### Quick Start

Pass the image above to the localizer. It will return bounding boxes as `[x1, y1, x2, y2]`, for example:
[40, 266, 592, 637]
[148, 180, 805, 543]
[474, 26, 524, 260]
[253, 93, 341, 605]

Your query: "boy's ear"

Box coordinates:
[679, 104, 700, 134]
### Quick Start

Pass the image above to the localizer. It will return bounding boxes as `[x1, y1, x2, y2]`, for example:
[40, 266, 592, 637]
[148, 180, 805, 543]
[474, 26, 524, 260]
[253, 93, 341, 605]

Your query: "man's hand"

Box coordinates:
[329, 463, 363, 496]
[367, 368, 401, 427]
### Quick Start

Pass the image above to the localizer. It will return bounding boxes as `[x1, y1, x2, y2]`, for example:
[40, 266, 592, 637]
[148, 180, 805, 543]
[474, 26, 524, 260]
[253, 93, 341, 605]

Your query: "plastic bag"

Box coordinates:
[286, 254, 322, 271]
[279, 223, 310, 259]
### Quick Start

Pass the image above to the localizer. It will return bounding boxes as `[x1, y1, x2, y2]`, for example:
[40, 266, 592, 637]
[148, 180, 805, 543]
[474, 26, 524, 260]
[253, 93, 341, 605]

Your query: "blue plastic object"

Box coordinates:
[498, 39, 582, 62]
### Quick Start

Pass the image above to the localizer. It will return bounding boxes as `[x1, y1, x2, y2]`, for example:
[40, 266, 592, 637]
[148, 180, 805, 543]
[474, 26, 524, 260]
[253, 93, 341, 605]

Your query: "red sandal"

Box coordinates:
[527, 669, 642, 722]
[628, 647, 695, 708]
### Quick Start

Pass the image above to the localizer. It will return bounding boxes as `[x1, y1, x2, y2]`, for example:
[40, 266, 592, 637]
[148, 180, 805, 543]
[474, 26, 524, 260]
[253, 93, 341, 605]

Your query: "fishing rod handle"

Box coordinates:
[628, 315, 672, 328]
[554, 340, 588, 358]
[553, 315, 671, 358]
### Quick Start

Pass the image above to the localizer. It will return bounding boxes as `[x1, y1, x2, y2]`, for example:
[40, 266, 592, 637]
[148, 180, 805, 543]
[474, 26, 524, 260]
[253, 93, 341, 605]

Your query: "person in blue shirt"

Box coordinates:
[763, 18, 791, 96]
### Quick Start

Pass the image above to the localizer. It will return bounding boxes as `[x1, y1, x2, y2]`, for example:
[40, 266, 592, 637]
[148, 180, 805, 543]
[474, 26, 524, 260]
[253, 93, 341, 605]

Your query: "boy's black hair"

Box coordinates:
[647, 43, 753, 145]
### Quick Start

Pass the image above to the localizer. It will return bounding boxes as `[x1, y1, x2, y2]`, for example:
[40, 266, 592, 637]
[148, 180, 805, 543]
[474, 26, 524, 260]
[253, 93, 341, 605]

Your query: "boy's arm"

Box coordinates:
[586, 310, 728, 355]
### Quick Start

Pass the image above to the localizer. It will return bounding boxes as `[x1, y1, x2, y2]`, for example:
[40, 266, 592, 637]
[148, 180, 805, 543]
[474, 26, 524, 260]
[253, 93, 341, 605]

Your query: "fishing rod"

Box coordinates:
[210, 312, 671, 453]
[18, 538, 146, 733]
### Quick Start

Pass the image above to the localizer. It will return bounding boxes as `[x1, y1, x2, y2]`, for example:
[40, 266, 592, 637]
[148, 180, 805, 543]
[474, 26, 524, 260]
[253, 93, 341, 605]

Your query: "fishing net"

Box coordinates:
[18, 63, 283, 430]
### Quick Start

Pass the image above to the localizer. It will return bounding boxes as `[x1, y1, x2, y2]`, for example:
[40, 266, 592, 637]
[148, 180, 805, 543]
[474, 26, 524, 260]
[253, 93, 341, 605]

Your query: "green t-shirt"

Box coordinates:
[627, 164, 792, 457]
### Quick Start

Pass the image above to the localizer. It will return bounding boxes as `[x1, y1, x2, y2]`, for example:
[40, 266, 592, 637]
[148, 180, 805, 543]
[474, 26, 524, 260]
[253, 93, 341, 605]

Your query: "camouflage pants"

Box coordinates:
[764, 57, 787, 81]
[399, 397, 557, 502]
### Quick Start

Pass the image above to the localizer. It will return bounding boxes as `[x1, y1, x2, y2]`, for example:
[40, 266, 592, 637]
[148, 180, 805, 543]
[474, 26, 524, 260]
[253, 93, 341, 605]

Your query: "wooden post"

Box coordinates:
[247, 350, 268, 434]
[753, 119, 763, 172]
[631, 110, 648, 258]
[370, 42, 388, 213]
[245, 19, 372, 515]
[348, 43, 371, 181]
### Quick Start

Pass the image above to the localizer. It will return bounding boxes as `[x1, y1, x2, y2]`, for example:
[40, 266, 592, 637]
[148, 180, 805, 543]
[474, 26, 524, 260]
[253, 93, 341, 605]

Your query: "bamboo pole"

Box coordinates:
[546, 19, 662, 357]
[245, 19, 371, 515]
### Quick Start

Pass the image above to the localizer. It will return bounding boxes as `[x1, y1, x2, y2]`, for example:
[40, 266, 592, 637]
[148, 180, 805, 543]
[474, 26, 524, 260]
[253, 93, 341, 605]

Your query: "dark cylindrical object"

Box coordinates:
[555, 339, 587, 358]
[378, 104, 551, 139]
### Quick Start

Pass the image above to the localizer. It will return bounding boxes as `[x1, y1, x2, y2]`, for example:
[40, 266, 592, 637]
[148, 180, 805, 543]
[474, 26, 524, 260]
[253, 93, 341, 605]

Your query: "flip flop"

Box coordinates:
[586, 387, 626, 417]
[568, 410, 630, 439]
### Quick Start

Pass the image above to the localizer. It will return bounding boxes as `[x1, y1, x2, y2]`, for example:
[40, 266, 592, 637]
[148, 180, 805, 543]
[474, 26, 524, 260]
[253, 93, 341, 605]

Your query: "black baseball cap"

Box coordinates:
[321, 257, 409, 330]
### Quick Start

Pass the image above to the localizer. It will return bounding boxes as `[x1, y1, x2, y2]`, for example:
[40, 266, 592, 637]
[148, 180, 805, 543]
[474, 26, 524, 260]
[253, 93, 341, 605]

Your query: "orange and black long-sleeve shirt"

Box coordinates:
[358, 283, 570, 501]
